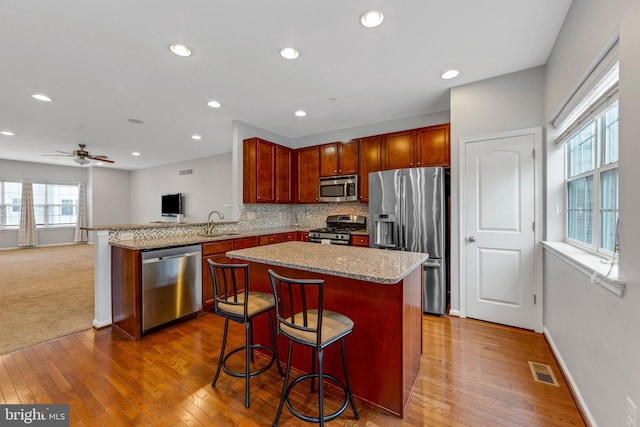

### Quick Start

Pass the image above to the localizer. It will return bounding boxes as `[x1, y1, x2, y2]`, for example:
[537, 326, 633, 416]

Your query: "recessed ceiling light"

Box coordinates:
[441, 69, 460, 80]
[1, 131, 15, 136]
[96, 162, 104, 166]
[294, 110, 306, 117]
[32, 94, 52, 102]
[360, 10, 384, 28]
[170, 44, 192, 57]
[131, 151, 141, 156]
[192, 135, 202, 140]
[207, 100, 221, 108]
[280, 47, 300, 60]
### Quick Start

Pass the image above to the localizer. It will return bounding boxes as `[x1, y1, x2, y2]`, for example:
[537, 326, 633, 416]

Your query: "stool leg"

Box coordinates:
[310, 348, 316, 393]
[212, 317, 229, 388]
[273, 340, 293, 427]
[245, 320, 251, 408]
[341, 339, 360, 419]
[318, 348, 324, 427]
[268, 312, 284, 378]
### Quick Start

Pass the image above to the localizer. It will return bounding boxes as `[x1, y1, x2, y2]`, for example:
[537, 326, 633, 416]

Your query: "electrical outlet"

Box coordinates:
[246, 212, 256, 220]
[119, 232, 134, 240]
[627, 396, 638, 427]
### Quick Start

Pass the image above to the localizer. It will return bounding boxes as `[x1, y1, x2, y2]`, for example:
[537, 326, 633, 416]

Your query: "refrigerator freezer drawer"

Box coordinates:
[423, 259, 446, 315]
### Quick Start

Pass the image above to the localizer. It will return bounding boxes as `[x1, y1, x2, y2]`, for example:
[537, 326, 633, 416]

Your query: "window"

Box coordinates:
[0, 180, 79, 228]
[565, 100, 619, 254]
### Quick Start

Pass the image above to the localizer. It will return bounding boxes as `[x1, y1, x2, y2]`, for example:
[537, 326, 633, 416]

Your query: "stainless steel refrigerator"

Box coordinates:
[368, 167, 447, 315]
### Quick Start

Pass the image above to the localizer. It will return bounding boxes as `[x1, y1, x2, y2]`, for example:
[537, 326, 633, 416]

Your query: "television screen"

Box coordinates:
[161, 193, 183, 217]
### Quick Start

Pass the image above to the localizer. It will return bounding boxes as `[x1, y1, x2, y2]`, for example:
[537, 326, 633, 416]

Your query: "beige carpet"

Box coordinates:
[0, 244, 94, 355]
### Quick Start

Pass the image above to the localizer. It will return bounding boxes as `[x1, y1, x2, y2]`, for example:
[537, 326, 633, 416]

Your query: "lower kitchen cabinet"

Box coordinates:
[111, 246, 142, 340]
[201, 240, 234, 312]
[351, 234, 370, 247]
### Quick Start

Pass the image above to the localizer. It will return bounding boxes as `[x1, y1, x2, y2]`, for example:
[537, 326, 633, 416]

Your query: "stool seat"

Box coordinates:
[218, 291, 275, 318]
[281, 309, 354, 346]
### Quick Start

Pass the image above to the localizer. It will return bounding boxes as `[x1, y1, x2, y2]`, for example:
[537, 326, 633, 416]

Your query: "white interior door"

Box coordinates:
[463, 131, 537, 330]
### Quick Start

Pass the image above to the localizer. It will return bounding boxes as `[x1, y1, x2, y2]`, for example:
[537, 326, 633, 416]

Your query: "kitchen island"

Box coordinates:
[227, 241, 427, 418]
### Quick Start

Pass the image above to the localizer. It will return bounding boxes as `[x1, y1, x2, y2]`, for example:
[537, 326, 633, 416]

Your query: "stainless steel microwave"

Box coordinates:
[318, 175, 358, 202]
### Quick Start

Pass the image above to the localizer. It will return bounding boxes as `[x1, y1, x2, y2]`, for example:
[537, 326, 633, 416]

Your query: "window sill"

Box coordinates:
[542, 241, 626, 297]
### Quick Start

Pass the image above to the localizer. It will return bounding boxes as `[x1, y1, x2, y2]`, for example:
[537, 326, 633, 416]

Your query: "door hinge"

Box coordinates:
[532, 222, 535, 232]
[534, 294, 537, 304]
[532, 148, 535, 159]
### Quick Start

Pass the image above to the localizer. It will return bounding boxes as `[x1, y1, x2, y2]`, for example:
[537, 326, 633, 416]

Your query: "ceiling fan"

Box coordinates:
[44, 144, 115, 165]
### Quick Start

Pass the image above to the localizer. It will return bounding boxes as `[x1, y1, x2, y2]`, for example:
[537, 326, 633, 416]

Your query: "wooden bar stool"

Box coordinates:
[267, 269, 359, 426]
[207, 259, 284, 408]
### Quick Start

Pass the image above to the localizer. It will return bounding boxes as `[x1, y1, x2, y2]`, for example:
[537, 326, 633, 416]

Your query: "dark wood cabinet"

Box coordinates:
[320, 141, 359, 176]
[358, 135, 383, 202]
[243, 137, 291, 203]
[111, 246, 142, 340]
[384, 130, 415, 170]
[383, 124, 451, 170]
[351, 234, 370, 247]
[415, 123, 450, 167]
[295, 146, 320, 203]
[275, 145, 292, 203]
[201, 240, 234, 312]
[259, 233, 285, 245]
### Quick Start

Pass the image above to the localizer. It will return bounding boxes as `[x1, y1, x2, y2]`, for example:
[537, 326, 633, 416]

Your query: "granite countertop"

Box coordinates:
[227, 241, 428, 284]
[81, 221, 233, 231]
[109, 227, 310, 250]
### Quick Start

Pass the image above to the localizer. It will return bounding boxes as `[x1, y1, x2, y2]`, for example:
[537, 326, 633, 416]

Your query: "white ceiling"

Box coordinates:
[0, 0, 572, 170]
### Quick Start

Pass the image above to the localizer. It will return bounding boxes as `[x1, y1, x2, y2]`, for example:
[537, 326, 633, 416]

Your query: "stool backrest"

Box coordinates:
[207, 258, 250, 320]
[267, 269, 325, 347]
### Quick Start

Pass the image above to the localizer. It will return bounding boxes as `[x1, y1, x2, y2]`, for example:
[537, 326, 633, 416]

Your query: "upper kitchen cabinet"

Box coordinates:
[295, 146, 320, 203]
[383, 124, 450, 170]
[319, 141, 359, 177]
[415, 123, 450, 167]
[358, 135, 382, 202]
[243, 137, 291, 203]
[384, 130, 415, 170]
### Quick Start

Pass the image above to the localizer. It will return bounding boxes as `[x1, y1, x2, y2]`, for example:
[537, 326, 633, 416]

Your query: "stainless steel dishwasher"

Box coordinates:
[141, 244, 202, 332]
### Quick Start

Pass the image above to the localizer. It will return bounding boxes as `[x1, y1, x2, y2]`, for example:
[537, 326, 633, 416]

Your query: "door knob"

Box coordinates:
[467, 235, 476, 243]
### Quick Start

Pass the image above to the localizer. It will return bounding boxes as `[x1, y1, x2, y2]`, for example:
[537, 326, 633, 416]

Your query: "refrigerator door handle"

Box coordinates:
[423, 258, 441, 268]
[399, 175, 406, 250]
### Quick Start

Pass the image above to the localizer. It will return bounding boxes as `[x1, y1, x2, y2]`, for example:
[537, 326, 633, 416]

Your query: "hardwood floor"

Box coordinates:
[0, 314, 585, 426]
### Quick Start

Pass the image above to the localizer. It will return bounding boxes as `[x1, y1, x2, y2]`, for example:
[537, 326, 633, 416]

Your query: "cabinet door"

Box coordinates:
[275, 145, 291, 203]
[339, 140, 359, 175]
[320, 143, 339, 176]
[299, 232, 309, 242]
[202, 241, 234, 312]
[296, 146, 320, 203]
[358, 136, 382, 202]
[385, 130, 415, 170]
[256, 139, 276, 202]
[416, 124, 450, 167]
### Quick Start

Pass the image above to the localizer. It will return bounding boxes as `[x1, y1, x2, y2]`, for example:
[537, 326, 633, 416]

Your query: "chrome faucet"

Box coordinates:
[207, 210, 224, 234]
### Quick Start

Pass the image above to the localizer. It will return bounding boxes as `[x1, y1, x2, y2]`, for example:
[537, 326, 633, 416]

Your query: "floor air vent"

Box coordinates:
[528, 361, 560, 386]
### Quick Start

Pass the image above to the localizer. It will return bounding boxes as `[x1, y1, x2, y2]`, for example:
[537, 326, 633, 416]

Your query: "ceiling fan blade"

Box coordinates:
[56, 150, 73, 154]
[43, 154, 74, 157]
[89, 156, 115, 163]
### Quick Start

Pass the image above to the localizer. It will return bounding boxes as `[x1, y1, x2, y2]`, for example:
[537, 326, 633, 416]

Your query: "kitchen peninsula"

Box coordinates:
[227, 241, 427, 418]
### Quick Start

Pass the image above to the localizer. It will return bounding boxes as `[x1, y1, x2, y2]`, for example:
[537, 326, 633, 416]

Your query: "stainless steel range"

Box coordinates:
[308, 215, 367, 245]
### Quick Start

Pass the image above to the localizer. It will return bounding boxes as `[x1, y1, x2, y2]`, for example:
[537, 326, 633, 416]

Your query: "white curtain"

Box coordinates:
[18, 180, 37, 247]
[74, 181, 88, 243]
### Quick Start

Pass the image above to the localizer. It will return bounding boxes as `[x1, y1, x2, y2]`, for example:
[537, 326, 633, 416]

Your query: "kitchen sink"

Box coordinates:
[198, 232, 241, 238]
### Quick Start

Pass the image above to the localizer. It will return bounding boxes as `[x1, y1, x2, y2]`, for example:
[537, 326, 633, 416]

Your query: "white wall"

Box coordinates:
[130, 153, 233, 223]
[89, 167, 132, 226]
[448, 66, 546, 313]
[543, 0, 640, 426]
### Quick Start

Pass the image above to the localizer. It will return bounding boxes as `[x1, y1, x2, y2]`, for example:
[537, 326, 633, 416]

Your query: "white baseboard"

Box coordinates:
[543, 327, 597, 427]
[448, 309, 461, 317]
[93, 318, 112, 329]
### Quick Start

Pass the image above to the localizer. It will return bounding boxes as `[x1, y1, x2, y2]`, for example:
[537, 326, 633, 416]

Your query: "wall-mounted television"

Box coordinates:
[161, 193, 183, 217]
